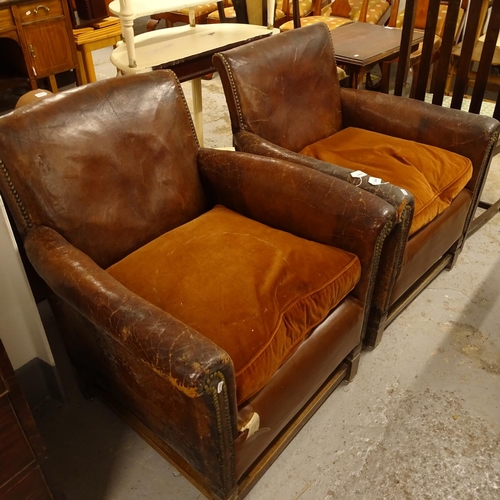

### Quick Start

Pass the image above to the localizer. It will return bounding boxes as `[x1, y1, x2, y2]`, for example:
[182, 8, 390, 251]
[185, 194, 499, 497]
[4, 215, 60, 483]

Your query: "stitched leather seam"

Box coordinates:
[0, 160, 33, 228]
[170, 70, 200, 148]
[381, 203, 413, 313]
[361, 219, 395, 341]
[205, 371, 235, 494]
[216, 55, 246, 132]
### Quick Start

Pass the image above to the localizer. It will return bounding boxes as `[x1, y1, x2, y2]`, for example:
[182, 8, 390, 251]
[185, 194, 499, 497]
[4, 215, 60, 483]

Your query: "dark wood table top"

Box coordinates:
[330, 22, 425, 67]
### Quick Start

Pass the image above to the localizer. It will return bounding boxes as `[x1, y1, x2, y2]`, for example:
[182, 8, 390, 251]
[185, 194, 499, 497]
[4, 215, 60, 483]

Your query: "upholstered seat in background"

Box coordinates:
[0, 70, 396, 499]
[213, 22, 500, 348]
[280, 0, 390, 31]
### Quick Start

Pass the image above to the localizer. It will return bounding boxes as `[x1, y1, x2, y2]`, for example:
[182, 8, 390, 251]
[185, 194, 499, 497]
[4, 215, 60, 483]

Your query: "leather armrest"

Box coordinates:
[197, 148, 398, 304]
[24, 225, 236, 400]
[340, 88, 500, 192]
[232, 130, 415, 223]
[231, 130, 414, 313]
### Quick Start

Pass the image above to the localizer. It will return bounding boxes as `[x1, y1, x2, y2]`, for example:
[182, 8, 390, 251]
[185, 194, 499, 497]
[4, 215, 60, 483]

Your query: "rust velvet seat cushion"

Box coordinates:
[107, 205, 361, 404]
[300, 127, 473, 235]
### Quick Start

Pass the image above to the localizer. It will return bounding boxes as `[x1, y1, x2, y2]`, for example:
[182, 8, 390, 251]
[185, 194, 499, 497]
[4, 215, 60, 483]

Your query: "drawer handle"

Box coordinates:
[33, 5, 50, 14]
[29, 44, 36, 58]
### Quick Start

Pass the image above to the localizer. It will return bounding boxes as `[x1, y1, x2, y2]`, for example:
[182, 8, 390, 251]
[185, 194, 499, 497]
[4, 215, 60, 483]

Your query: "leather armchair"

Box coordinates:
[0, 71, 396, 499]
[213, 22, 500, 348]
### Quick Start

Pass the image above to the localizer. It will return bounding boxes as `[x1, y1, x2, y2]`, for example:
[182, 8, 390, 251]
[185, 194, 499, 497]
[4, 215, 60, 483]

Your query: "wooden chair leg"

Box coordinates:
[364, 309, 388, 350]
[380, 61, 392, 94]
[75, 50, 87, 85]
[48, 74, 58, 93]
[345, 343, 362, 382]
[467, 199, 500, 237]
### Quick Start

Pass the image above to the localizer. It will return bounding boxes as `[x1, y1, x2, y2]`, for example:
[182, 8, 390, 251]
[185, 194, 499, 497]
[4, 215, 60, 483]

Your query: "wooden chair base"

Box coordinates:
[364, 253, 454, 349]
[90, 360, 351, 499]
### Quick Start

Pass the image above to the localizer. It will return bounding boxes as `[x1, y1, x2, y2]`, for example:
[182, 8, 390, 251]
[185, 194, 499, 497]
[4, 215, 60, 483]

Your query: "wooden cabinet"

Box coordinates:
[0, 340, 54, 500]
[0, 0, 79, 92]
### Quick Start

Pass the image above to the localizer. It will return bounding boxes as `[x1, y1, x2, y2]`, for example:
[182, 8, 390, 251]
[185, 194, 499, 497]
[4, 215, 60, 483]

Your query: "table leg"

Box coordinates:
[191, 78, 204, 147]
[82, 48, 97, 84]
[349, 69, 360, 89]
[48, 75, 58, 93]
[75, 50, 88, 85]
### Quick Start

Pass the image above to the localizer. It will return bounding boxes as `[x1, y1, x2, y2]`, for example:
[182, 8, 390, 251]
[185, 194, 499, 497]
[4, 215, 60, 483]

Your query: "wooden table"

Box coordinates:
[74, 21, 122, 84]
[330, 22, 425, 89]
[110, 23, 278, 146]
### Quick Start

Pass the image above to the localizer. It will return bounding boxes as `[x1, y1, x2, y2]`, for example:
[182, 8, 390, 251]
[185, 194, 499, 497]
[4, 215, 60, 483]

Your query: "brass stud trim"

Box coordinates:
[204, 371, 236, 494]
[0, 159, 33, 228]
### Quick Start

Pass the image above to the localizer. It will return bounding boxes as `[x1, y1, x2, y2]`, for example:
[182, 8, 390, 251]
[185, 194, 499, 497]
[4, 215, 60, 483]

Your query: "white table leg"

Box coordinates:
[118, 1, 136, 68]
[267, 0, 275, 29]
[191, 77, 204, 147]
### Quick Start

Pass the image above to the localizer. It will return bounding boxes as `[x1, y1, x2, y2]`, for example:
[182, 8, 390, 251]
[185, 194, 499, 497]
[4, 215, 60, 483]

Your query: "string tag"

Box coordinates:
[350, 170, 367, 178]
[368, 177, 382, 185]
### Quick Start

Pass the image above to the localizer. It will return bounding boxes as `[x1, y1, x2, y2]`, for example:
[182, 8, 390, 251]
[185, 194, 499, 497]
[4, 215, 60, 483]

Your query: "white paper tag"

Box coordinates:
[368, 177, 383, 185]
[350, 170, 367, 178]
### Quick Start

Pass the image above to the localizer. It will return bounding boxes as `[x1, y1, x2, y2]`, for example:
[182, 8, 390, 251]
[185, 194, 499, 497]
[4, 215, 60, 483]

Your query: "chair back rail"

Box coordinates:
[426, 0, 463, 103]
[396, 0, 500, 120]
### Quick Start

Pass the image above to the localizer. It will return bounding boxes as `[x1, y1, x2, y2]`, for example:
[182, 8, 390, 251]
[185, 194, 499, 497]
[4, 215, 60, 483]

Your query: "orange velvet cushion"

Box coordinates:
[107, 205, 361, 404]
[300, 127, 473, 235]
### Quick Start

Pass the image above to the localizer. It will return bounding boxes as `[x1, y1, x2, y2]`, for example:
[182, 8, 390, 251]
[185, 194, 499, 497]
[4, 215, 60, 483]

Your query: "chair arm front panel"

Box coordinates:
[339, 88, 500, 194]
[49, 292, 237, 498]
[24, 225, 237, 403]
[197, 148, 397, 306]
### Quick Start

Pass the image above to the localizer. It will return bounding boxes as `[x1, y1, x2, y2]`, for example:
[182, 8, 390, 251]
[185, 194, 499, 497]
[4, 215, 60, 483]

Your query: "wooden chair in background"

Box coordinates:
[394, 0, 500, 234]
[377, 0, 467, 94]
[279, 0, 391, 31]
[146, 2, 226, 30]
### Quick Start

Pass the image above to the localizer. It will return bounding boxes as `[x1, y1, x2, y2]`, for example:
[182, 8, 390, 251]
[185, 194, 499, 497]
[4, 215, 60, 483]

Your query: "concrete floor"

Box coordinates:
[33, 48, 500, 500]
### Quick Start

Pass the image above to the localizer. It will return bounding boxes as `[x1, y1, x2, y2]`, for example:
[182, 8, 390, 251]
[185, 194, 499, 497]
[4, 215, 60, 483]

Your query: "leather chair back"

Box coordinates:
[0, 71, 207, 268]
[215, 23, 343, 152]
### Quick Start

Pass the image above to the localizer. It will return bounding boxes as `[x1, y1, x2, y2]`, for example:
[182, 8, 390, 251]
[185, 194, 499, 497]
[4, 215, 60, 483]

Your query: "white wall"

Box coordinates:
[0, 196, 54, 370]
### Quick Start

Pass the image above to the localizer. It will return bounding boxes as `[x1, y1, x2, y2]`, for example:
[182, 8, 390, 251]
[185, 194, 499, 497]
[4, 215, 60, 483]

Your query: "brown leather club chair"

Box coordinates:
[213, 22, 500, 348]
[0, 70, 396, 499]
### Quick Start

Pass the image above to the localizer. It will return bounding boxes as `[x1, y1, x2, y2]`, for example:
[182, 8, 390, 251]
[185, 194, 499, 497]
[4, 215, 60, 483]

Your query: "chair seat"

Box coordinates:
[349, 0, 389, 24]
[169, 2, 219, 16]
[208, 6, 286, 22]
[279, 0, 389, 32]
[207, 5, 236, 20]
[107, 205, 361, 405]
[280, 16, 353, 31]
[276, 0, 314, 17]
[396, 2, 449, 34]
[300, 127, 473, 235]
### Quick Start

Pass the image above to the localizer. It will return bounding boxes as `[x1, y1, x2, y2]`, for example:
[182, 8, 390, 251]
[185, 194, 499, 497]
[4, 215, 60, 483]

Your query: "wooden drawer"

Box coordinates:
[0, 8, 15, 30]
[17, 0, 64, 24]
[0, 396, 36, 489]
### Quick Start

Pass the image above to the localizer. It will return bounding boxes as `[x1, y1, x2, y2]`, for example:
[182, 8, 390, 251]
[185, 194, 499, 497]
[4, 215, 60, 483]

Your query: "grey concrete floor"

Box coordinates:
[33, 49, 500, 500]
